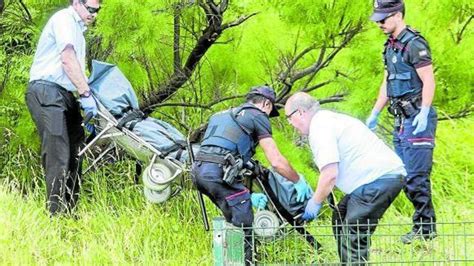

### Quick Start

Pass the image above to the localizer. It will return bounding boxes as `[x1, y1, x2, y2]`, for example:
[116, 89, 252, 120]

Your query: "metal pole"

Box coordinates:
[187, 139, 209, 231]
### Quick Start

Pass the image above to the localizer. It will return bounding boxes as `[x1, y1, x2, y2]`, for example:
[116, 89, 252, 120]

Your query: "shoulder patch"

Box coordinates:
[418, 50, 428, 57]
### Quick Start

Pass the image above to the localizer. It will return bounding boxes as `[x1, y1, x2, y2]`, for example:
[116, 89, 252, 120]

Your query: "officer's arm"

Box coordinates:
[416, 65, 435, 107]
[61, 45, 90, 96]
[372, 71, 389, 112]
[259, 137, 300, 182]
[312, 163, 338, 204]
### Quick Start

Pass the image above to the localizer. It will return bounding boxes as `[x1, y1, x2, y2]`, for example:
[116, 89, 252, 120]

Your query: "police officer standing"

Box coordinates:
[366, 0, 437, 244]
[192, 86, 312, 264]
[25, 0, 100, 215]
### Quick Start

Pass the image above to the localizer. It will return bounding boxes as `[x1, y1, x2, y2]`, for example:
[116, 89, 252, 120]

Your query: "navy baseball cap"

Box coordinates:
[247, 85, 279, 117]
[370, 0, 404, 22]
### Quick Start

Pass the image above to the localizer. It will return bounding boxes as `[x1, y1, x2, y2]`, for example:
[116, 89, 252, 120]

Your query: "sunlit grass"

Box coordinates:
[0, 119, 472, 264]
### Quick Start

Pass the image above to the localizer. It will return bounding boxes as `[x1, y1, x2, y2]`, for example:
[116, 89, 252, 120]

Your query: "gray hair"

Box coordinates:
[287, 92, 321, 114]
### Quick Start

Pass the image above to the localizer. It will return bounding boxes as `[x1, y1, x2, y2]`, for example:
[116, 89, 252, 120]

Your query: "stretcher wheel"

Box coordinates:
[142, 163, 172, 191]
[143, 186, 172, 204]
[253, 210, 280, 238]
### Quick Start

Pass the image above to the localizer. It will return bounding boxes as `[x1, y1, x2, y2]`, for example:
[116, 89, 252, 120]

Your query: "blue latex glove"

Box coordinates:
[302, 199, 322, 221]
[85, 123, 95, 134]
[250, 193, 268, 210]
[294, 175, 312, 203]
[412, 106, 430, 135]
[79, 96, 98, 118]
[365, 109, 380, 131]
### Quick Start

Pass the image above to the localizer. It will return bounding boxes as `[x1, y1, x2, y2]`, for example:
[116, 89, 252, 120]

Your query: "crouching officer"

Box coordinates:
[366, 0, 437, 244]
[191, 85, 312, 264]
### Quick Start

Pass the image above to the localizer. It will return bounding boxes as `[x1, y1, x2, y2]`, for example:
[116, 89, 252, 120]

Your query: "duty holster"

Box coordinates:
[222, 153, 244, 185]
[195, 153, 244, 185]
[388, 94, 421, 118]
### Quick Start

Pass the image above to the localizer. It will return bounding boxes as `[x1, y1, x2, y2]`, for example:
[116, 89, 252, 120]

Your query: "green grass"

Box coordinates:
[0, 172, 216, 265]
[0, 118, 473, 264]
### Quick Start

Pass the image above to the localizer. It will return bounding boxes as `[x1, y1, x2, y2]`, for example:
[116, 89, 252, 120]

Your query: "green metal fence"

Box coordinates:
[212, 218, 474, 265]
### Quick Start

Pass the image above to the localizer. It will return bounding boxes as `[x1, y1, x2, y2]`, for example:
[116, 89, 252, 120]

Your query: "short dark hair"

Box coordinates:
[246, 94, 269, 105]
[401, 6, 405, 17]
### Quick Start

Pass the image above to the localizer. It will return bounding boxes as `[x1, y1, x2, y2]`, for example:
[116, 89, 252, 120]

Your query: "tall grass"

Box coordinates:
[0, 118, 472, 264]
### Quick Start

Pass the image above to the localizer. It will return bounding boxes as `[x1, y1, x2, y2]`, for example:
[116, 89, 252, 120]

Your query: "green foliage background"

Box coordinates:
[0, 0, 473, 264]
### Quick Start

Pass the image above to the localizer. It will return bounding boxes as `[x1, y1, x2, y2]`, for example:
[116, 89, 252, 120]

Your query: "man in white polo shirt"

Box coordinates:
[25, 0, 101, 215]
[285, 92, 406, 264]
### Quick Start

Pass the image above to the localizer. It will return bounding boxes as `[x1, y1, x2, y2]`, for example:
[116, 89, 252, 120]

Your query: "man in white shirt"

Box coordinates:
[285, 92, 406, 264]
[25, 0, 100, 215]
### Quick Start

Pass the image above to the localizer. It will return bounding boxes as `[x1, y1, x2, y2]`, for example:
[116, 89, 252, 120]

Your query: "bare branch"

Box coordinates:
[155, 110, 190, 132]
[438, 106, 474, 121]
[276, 20, 362, 103]
[214, 38, 235, 44]
[456, 15, 473, 44]
[222, 12, 258, 30]
[302, 79, 334, 93]
[206, 94, 246, 107]
[291, 46, 325, 82]
[198, 1, 213, 21]
[144, 94, 246, 111]
[0, 58, 11, 94]
[207, 0, 220, 15]
[140, 4, 256, 112]
[173, 5, 182, 73]
[278, 44, 318, 83]
[319, 94, 346, 104]
[220, 0, 229, 13]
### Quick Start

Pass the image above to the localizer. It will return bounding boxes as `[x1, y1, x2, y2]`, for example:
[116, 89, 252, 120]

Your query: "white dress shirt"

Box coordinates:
[29, 6, 87, 92]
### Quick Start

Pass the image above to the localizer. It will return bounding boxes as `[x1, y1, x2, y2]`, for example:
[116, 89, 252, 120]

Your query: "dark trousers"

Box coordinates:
[191, 161, 254, 265]
[25, 80, 84, 215]
[332, 176, 403, 264]
[394, 107, 437, 233]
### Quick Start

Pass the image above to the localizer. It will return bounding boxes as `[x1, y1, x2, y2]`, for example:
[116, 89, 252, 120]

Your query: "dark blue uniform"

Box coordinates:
[384, 27, 437, 234]
[191, 103, 272, 264]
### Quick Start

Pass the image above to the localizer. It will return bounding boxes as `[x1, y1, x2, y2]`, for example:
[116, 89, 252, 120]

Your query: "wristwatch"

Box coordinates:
[80, 90, 91, 98]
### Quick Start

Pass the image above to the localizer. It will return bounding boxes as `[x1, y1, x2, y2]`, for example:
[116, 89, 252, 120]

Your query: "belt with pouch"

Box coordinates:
[388, 94, 422, 119]
[195, 152, 244, 185]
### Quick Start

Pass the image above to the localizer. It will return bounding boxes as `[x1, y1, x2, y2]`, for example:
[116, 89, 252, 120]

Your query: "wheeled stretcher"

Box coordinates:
[78, 60, 199, 203]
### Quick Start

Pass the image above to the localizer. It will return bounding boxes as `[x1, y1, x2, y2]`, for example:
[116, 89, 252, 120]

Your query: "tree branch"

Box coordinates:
[291, 46, 326, 82]
[0, 57, 11, 95]
[278, 44, 318, 83]
[275, 20, 363, 103]
[140, 2, 256, 112]
[456, 15, 473, 44]
[302, 79, 334, 93]
[222, 12, 258, 30]
[144, 94, 246, 110]
[319, 94, 346, 104]
[173, 5, 182, 73]
[438, 106, 473, 121]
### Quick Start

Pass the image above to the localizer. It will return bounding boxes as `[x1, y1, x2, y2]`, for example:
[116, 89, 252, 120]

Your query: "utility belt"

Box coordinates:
[195, 152, 244, 185]
[388, 94, 422, 119]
